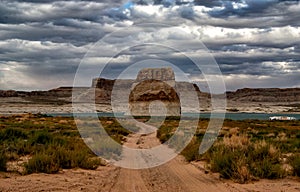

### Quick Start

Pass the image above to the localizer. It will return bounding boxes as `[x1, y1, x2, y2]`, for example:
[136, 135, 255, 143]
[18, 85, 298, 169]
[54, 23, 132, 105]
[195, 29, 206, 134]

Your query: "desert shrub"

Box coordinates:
[79, 157, 102, 170]
[25, 146, 102, 174]
[249, 141, 285, 179]
[25, 152, 60, 174]
[289, 154, 300, 176]
[14, 140, 32, 155]
[181, 138, 201, 162]
[54, 147, 78, 169]
[250, 159, 285, 179]
[6, 151, 19, 161]
[98, 118, 133, 144]
[210, 144, 248, 182]
[0, 151, 7, 171]
[54, 146, 101, 170]
[157, 126, 175, 143]
[0, 128, 27, 141]
[29, 130, 53, 145]
[209, 136, 285, 182]
[211, 147, 251, 183]
[273, 137, 300, 153]
[24, 129, 103, 174]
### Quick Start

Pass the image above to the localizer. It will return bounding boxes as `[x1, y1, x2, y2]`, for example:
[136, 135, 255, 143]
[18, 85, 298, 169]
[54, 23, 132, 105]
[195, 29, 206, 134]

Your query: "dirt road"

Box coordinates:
[0, 122, 299, 192]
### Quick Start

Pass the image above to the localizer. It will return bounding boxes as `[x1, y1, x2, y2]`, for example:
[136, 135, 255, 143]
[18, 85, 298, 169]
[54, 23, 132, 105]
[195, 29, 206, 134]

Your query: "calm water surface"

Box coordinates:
[49, 112, 300, 120]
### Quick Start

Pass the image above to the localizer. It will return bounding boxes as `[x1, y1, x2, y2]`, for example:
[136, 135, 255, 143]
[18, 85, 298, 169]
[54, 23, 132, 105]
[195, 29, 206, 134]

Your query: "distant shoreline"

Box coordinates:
[1, 111, 300, 121]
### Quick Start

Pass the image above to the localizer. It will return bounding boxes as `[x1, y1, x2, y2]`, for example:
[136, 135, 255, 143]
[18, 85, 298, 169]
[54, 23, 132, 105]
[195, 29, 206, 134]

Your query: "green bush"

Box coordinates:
[14, 140, 32, 155]
[157, 126, 175, 143]
[25, 152, 60, 174]
[180, 139, 201, 162]
[289, 154, 300, 176]
[0, 128, 27, 141]
[0, 151, 7, 172]
[210, 145, 246, 182]
[250, 159, 285, 179]
[248, 142, 285, 179]
[79, 157, 102, 170]
[208, 138, 285, 182]
[25, 145, 102, 174]
[29, 131, 53, 145]
[54, 146, 101, 170]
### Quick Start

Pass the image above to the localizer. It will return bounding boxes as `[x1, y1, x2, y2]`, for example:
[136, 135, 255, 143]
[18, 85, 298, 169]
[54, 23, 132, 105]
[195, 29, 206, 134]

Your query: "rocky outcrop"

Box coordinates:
[135, 67, 175, 87]
[129, 80, 181, 116]
[0, 90, 18, 97]
[226, 88, 300, 102]
[0, 87, 87, 98]
[129, 68, 181, 116]
[92, 78, 115, 91]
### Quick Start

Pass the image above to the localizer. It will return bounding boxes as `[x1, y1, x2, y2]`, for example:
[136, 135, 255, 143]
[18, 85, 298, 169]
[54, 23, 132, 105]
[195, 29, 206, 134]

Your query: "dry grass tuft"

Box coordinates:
[229, 127, 239, 136]
[222, 134, 250, 149]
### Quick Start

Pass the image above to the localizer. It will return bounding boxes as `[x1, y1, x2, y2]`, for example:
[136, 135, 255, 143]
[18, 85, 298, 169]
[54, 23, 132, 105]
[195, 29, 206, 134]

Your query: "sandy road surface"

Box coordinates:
[0, 122, 299, 192]
[109, 121, 239, 192]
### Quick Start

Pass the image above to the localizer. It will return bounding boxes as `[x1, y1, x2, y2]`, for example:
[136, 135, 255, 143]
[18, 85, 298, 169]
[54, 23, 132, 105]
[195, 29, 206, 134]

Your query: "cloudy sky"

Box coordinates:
[0, 0, 299, 92]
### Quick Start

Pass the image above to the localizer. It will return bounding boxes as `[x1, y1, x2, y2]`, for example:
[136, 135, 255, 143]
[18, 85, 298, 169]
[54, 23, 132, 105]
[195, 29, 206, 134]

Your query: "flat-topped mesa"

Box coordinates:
[136, 67, 175, 82]
[129, 67, 181, 116]
[226, 88, 300, 102]
[92, 78, 115, 90]
[134, 67, 176, 87]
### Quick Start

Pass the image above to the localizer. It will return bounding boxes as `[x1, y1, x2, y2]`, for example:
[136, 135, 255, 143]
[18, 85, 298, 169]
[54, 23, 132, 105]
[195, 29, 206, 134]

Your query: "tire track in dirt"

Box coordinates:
[107, 121, 242, 192]
[109, 168, 150, 192]
[166, 156, 241, 192]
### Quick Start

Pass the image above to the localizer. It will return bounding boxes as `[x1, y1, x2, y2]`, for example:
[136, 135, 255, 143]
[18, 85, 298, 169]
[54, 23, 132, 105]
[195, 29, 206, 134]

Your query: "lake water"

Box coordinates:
[48, 112, 300, 120]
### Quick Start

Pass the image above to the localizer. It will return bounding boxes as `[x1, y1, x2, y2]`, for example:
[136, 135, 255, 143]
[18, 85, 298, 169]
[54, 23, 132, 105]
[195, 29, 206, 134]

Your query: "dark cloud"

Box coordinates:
[193, 0, 222, 7]
[178, 5, 194, 20]
[0, 0, 299, 91]
[0, 1, 109, 24]
[208, 0, 300, 19]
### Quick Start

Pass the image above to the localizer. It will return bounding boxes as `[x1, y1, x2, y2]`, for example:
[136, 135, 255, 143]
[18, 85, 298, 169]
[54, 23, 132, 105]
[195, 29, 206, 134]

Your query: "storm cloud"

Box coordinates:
[0, 0, 299, 91]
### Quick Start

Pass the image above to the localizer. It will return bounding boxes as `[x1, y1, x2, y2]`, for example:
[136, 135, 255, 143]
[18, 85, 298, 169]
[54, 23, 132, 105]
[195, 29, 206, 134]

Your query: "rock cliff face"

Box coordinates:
[0, 87, 86, 98]
[136, 67, 175, 82]
[129, 68, 181, 116]
[129, 80, 181, 116]
[0, 90, 18, 97]
[226, 88, 300, 102]
[135, 67, 175, 86]
[92, 78, 115, 91]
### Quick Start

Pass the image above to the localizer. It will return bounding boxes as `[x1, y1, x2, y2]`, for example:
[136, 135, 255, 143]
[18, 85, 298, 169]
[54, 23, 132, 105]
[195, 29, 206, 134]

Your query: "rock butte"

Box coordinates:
[129, 67, 181, 116]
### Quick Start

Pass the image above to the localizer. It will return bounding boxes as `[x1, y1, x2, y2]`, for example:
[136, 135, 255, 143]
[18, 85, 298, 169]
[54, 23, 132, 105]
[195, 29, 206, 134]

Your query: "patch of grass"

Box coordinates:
[157, 127, 174, 143]
[29, 130, 53, 145]
[250, 159, 285, 179]
[289, 154, 300, 176]
[209, 136, 251, 183]
[54, 145, 102, 170]
[157, 122, 178, 143]
[209, 137, 285, 182]
[25, 144, 103, 174]
[99, 117, 132, 144]
[0, 128, 27, 141]
[210, 145, 249, 182]
[25, 152, 60, 174]
[0, 115, 127, 174]
[180, 138, 201, 162]
[0, 151, 7, 172]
